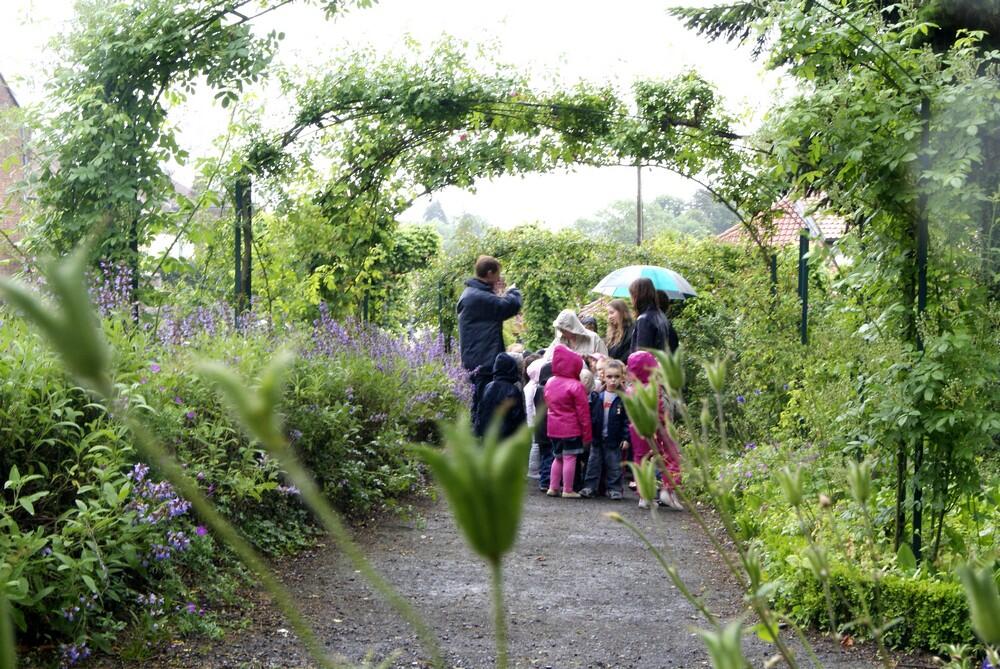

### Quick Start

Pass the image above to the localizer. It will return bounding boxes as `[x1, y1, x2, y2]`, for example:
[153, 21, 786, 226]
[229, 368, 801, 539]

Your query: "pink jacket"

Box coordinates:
[544, 345, 593, 443]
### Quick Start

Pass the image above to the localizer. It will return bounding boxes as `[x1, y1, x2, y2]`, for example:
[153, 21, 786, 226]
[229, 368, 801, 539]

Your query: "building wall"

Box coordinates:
[0, 74, 24, 272]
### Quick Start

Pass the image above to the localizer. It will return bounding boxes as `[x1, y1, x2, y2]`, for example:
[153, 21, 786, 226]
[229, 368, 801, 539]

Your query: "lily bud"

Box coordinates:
[846, 459, 872, 505]
[958, 564, 1000, 644]
[652, 347, 686, 396]
[626, 456, 658, 506]
[777, 465, 805, 508]
[417, 414, 532, 565]
[697, 621, 748, 669]
[622, 381, 659, 439]
[805, 545, 830, 579]
[705, 356, 728, 394]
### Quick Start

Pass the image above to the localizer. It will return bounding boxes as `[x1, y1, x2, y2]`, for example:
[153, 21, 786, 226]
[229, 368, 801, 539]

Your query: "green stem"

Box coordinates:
[0, 593, 15, 669]
[123, 419, 343, 669]
[611, 513, 719, 627]
[266, 446, 445, 668]
[490, 558, 509, 669]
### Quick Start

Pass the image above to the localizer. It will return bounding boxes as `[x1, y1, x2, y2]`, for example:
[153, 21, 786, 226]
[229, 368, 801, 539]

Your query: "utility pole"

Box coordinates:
[636, 163, 643, 246]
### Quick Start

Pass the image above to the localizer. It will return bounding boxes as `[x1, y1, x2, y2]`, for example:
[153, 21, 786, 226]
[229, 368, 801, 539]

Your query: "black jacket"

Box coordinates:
[477, 353, 526, 438]
[630, 307, 678, 354]
[607, 323, 634, 363]
[533, 363, 553, 446]
[456, 279, 523, 372]
[590, 390, 630, 446]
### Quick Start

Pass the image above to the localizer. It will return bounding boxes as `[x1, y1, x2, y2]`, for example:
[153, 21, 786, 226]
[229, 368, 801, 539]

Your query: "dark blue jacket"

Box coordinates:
[630, 307, 678, 354]
[457, 278, 522, 372]
[590, 390, 630, 447]
[477, 353, 526, 439]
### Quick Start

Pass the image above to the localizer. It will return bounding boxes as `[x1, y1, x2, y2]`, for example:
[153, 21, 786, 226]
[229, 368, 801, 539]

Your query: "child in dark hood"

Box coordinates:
[533, 362, 555, 491]
[476, 352, 527, 439]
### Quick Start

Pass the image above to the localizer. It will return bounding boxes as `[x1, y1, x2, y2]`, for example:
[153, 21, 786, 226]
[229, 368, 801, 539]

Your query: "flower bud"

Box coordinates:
[958, 564, 1000, 644]
[777, 465, 804, 508]
[846, 459, 872, 505]
[705, 356, 728, 394]
[622, 382, 660, 439]
[697, 621, 748, 669]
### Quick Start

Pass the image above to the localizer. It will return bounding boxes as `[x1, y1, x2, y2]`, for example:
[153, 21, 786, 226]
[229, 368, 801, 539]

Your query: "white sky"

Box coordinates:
[0, 0, 781, 229]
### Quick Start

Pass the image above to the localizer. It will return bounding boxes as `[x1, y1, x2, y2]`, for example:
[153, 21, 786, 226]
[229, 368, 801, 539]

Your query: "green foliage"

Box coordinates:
[572, 189, 738, 244]
[0, 303, 458, 657]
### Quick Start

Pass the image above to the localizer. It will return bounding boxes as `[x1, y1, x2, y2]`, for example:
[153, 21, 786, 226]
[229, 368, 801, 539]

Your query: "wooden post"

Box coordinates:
[636, 164, 643, 246]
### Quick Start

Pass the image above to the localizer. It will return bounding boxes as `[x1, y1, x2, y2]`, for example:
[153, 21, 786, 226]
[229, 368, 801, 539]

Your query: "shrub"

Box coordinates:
[0, 302, 462, 658]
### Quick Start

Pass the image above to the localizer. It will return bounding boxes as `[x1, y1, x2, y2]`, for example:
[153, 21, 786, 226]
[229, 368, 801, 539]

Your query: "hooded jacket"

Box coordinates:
[543, 310, 608, 361]
[524, 358, 545, 426]
[544, 345, 593, 443]
[477, 353, 526, 438]
[625, 350, 682, 486]
[457, 278, 523, 372]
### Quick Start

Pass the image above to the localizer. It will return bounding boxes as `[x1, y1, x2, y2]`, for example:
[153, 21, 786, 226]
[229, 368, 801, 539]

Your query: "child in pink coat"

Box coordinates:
[626, 351, 683, 510]
[544, 345, 593, 498]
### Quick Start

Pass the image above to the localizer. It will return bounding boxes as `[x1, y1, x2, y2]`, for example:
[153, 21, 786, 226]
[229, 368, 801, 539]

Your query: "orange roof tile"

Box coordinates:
[717, 197, 846, 247]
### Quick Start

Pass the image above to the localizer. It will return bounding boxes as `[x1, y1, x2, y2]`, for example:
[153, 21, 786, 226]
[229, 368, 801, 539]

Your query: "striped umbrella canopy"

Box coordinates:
[591, 265, 697, 301]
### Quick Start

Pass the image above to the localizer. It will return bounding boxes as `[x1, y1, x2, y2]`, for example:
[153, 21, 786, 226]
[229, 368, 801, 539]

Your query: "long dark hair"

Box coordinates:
[629, 278, 658, 316]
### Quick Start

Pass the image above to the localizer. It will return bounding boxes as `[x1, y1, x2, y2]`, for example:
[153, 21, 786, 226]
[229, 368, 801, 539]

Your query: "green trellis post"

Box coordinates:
[798, 232, 809, 345]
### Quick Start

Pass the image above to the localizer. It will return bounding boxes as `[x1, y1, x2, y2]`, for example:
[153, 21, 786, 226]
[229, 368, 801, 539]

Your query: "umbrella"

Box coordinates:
[591, 265, 697, 301]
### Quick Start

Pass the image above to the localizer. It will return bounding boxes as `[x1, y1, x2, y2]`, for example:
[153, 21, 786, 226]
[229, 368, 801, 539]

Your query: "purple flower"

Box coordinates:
[59, 642, 91, 667]
[736, 395, 746, 404]
[185, 410, 196, 421]
[744, 442, 757, 450]
[277, 485, 301, 496]
[195, 525, 208, 536]
[289, 429, 303, 442]
[173, 396, 184, 405]
[185, 602, 198, 614]
[41, 546, 53, 557]
[150, 362, 161, 373]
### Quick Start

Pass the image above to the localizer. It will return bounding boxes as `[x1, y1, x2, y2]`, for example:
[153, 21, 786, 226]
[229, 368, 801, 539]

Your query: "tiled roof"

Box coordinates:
[0, 72, 19, 109]
[717, 197, 846, 246]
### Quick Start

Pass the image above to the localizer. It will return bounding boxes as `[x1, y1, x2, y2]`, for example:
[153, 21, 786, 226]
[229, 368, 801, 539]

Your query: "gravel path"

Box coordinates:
[136, 487, 895, 668]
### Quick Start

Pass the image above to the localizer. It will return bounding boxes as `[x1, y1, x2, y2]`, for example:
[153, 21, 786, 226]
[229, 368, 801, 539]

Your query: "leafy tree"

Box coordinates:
[677, 0, 1000, 561]
[572, 189, 736, 243]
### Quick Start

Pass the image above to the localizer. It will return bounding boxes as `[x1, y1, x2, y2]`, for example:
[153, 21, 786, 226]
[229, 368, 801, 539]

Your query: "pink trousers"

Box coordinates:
[549, 455, 578, 493]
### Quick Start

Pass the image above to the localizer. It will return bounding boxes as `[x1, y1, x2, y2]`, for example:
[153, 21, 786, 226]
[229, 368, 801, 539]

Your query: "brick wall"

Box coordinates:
[0, 74, 24, 272]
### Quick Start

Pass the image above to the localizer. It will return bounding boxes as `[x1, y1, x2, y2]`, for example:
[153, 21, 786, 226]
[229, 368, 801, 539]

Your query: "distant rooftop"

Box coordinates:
[717, 197, 846, 246]
[0, 72, 20, 109]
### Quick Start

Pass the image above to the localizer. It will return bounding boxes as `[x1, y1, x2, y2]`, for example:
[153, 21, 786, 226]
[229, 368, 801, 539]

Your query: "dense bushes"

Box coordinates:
[0, 305, 462, 659]
[416, 223, 999, 653]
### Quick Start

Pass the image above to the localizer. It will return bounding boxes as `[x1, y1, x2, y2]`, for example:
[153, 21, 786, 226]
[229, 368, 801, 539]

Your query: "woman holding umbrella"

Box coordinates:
[629, 278, 670, 354]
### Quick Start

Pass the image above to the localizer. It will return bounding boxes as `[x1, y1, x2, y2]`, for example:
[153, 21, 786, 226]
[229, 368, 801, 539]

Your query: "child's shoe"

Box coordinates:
[561, 491, 581, 499]
[546, 489, 560, 497]
[669, 489, 685, 511]
[608, 490, 623, 501]
[638, 498, 650, 509]
[579, 488, 595, 498]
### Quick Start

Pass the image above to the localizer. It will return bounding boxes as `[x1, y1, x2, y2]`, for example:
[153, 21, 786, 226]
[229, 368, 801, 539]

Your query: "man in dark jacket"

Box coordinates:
[476, 353, 526, 439]
[457, 255, 523, 430]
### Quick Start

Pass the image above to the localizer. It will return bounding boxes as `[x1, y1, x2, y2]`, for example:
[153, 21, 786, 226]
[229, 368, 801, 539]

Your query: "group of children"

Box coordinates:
[475, 342, 683, 510]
